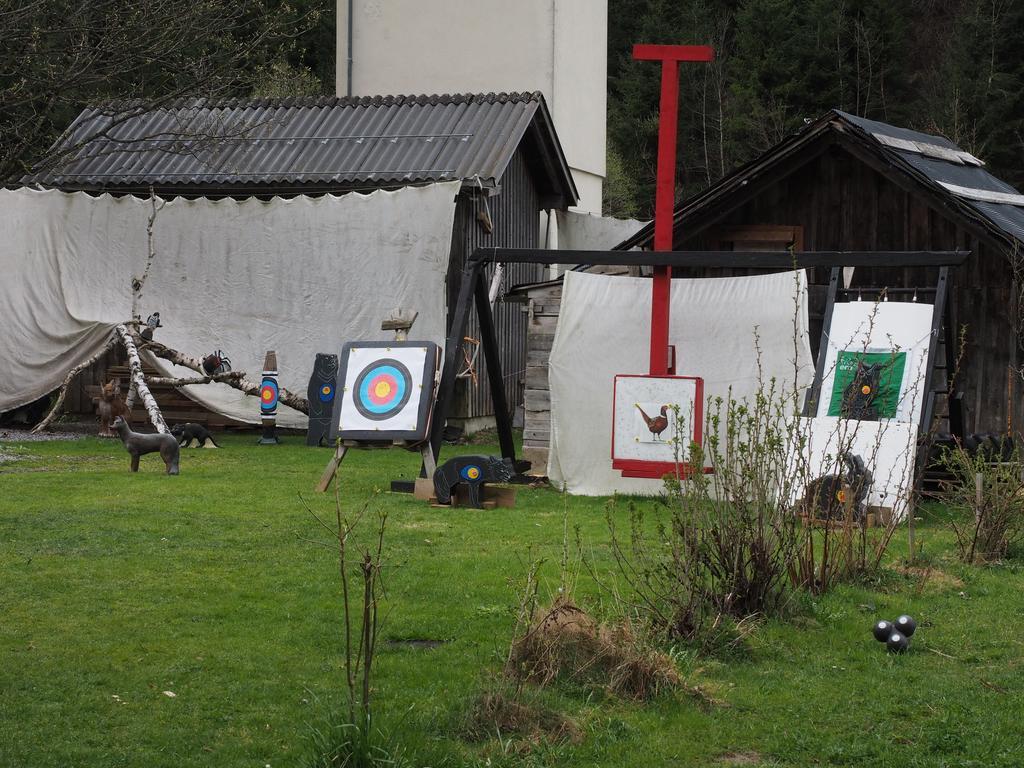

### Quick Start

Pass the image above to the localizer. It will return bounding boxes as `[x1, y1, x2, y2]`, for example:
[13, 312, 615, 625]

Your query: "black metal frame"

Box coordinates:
[427, 248, 970, 475]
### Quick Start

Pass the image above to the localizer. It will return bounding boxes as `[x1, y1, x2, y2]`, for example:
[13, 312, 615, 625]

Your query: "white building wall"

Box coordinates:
[337, 0, 607, 213]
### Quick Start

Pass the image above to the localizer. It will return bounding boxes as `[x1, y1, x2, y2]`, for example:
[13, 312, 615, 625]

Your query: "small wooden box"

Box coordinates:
[413, 477, 516, 508]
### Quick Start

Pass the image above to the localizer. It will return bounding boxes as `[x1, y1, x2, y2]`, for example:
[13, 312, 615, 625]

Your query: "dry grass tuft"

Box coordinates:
[464, 690, 581, 745]
[505, 599, 682, 701]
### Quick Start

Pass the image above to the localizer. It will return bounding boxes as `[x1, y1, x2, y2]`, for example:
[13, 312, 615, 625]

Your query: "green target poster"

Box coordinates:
[826, 351, 907, 420]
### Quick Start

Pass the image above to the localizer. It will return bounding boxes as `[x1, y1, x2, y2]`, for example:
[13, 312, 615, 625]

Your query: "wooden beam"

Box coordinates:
[473, 269, 517, 462]
[472, 248, 970, 269]
[428, 260, 483, 464]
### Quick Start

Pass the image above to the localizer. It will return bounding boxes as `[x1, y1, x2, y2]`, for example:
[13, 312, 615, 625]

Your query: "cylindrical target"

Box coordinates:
[260, 377, 279, 416]
[353, 358, 412, 421]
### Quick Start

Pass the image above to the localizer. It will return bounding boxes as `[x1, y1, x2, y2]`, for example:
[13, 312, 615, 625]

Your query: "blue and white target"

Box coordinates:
[353, 359, 412, 421]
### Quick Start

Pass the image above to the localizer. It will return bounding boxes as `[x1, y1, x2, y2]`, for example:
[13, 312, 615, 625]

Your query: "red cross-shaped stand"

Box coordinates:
[632, 44, 714, 375]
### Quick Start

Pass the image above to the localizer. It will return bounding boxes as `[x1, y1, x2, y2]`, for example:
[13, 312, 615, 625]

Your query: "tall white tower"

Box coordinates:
[337, 0, 607, 214]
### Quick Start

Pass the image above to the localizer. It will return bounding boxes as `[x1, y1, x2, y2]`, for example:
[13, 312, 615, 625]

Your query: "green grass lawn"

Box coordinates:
[1, 434, 1023, 767]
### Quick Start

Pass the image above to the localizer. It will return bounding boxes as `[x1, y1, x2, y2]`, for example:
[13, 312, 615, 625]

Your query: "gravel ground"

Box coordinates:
[0, 427, 88, 442]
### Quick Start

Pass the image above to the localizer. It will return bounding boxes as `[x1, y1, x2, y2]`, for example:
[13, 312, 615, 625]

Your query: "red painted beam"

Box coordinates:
[633, 43, 713, 376]
[632, 44, 714, 62]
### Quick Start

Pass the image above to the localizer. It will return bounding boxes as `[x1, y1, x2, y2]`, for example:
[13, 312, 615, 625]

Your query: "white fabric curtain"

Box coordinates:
[0, 183, 460, 427]
[553, 209, 650, 251]
[547, 270, 815, 495]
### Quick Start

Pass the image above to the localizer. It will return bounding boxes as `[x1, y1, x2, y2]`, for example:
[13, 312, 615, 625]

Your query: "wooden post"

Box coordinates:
[428, 260, 483, 465]
[473, 268, 517, 463]
[316, 442, 348, 493]
[258, 350, 281, 445]
[842, 483, 854, 569]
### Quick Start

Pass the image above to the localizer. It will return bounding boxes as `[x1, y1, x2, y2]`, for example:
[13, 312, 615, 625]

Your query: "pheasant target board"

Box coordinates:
[612, 374, 704, 477]
[331, 341, 439, 442]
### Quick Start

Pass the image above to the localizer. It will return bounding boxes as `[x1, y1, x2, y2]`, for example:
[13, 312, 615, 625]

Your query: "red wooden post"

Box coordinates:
[632, 44, 714, 375]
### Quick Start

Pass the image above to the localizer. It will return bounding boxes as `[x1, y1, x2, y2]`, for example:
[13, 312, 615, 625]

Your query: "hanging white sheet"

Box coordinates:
[0, 183, 460, 427]
[554, 210, 649, 251]
[548, 270, 815, 496]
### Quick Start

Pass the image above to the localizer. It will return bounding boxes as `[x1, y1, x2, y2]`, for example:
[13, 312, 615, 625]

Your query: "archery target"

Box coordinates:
[318, 383, 335, 403]
[353, 359, 411, 419]
[333, 342, 439, 441]
[260, 377, 279, 413]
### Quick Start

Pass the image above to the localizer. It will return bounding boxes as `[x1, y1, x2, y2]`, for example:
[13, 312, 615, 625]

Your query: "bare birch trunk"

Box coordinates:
[115, 324, 168, 433]
[141, 338, 309, 414]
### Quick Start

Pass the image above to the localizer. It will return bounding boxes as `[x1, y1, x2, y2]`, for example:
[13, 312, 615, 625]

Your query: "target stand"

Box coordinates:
[611, 374, 708, 478]
[316, 341, 440, 492]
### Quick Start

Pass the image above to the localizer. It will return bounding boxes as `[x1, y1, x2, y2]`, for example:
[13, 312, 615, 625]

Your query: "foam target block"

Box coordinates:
[432, 455, 514, 509]
[306, 353, 339, 447]
[330, 341, 439, 442]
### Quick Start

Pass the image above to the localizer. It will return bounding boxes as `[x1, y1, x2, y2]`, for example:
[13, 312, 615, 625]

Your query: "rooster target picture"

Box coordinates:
[612, 374, 704, 477]
[331, 341, 440, 442]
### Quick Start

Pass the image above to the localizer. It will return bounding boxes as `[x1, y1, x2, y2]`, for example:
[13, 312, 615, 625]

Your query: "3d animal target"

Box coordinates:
[330, 341, 440, 442]
[612, 374, 704, 478]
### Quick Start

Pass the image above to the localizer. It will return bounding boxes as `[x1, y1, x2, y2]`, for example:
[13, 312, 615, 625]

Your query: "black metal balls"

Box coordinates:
[872, 614, 917, 653]
[872, 620, 894, 642]
[886, 631, 909, 653]
[894, 614, 917, 637]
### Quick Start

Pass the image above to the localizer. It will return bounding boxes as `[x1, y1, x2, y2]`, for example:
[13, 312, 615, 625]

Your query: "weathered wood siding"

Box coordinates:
[519, 283, 562, 469]
[447, 148, 544, 423]
[677, 143, 1017, 436]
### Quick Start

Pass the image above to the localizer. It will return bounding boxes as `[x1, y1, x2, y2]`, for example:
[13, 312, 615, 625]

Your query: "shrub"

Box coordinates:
[942, 445, 1024, 563]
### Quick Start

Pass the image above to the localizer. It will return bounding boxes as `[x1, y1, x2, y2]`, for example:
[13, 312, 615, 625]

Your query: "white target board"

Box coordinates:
[612, 375, 704, 477]
[786, 416, 918, 522]
[330, 341, 439, 442]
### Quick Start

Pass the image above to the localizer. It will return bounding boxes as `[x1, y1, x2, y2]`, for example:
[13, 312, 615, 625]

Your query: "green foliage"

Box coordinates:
[941, 443, 1024, 563]
[0, 0, 333, 181]
[608, 0, 1024, 217]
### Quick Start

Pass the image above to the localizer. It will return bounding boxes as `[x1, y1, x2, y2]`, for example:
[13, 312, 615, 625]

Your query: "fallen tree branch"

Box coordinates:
[146, 371, 246, 386]
[31, 334, 119, 433]
[115, 324, 168, 433]
[141, 337, 309, 414]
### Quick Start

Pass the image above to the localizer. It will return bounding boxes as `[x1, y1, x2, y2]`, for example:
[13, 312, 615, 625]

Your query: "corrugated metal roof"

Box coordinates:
[20, 92, 578, 206]
[617, 109, 1024, 250]
[836, 110, 1024, 242]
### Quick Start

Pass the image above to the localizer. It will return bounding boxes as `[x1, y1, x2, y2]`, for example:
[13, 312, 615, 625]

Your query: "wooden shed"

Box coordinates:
[516, 110, 1024, 469]
[20, 92, 578, 430]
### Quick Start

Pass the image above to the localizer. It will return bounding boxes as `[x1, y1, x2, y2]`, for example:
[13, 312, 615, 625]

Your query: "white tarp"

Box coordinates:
[554, 210, 649, 251]
[548, 270, 815, 496]
[0, 183, 460, 427]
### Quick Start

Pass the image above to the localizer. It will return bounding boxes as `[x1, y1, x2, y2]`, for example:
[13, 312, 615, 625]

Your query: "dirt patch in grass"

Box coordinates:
[890, 564, 964, 591]
[717, 750, 764, 765]
[506, 599, 682, 701]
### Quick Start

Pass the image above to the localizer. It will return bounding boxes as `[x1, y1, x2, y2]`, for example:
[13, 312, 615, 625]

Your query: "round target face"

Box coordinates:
[461, 465, 481, 481]
[353, 359, 412, 420]
[260, 378, 279, 412]
[319, 384, 335, 403]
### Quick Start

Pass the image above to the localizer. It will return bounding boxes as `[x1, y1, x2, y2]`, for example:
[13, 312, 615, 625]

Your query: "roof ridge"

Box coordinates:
[81, 92, 545, 113]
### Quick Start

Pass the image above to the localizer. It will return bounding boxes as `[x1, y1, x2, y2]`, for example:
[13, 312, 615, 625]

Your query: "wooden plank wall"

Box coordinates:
[679, 144, 1018, 436]
[520, 283, 561, 469]
[446, 149, 544, 423]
